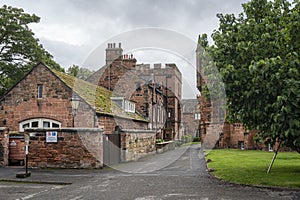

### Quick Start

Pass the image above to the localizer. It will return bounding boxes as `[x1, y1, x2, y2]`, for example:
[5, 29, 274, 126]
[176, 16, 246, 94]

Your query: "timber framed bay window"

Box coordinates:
[19, 118, 61, 132]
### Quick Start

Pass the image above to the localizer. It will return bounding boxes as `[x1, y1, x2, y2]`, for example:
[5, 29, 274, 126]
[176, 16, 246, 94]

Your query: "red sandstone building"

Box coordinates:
[196, 37, 261, 150]
[88, 43, 182, 141]
[181, 99, 201, 139]
[0, 42, 183, 168]
[0, 63, 157, 168]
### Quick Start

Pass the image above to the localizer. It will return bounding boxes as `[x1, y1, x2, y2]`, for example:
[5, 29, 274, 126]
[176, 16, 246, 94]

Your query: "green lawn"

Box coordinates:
[206, 149, 300, 188]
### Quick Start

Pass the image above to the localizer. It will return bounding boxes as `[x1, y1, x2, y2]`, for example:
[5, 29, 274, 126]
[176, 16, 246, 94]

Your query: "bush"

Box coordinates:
[181, 134, 192, 143]
[156, 139, 165, 143]
[193, 137, 201, 142]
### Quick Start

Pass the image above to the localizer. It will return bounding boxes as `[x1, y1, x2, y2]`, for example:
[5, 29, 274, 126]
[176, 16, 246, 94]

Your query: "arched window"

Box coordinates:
[19, 118, 61, 132]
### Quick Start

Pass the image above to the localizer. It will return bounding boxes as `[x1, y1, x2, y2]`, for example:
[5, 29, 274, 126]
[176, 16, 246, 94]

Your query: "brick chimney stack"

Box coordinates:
[105, 42, 123, 65]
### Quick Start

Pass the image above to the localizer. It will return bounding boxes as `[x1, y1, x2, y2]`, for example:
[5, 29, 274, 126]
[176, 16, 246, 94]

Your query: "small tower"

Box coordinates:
[105, 42, 123, 65]
[196, 35, 203, 92]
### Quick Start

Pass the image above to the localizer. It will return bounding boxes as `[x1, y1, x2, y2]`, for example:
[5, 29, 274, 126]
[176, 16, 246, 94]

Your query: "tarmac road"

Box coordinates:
[0, 144, 299, 200]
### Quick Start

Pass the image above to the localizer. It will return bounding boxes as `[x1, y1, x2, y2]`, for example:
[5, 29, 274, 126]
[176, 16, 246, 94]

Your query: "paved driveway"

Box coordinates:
[0, 144, 299, 200]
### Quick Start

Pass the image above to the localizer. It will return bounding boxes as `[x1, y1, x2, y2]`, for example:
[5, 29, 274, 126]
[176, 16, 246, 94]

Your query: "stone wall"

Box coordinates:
[120, 129, 156, 162]
[26, 128, 103, 168]
[0, 127, 9, 166]
[0, 65, 73, 131]
[0, 64, 99, 132]
[98, 115, 148, 134]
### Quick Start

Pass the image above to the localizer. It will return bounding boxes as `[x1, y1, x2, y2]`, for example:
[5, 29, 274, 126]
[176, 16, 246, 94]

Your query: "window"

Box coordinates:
[136, 82, 141, 91]
[157, 106, 160, 122]
[43, 121, 50, 128]
[153, 107, 156, 122]
[238, 141, 244, 150]
[19, 118, 61, 132]
[219, 132, 224, 138]
[110, 97, 135, 113]
[22, 123, 29, 129]
[38, 85, 43, 99]
[124, 100, 135, 113]
[161, 108, 165, 123]
[195, 113, 201, 120]
[32, 121, 39, 128]
[52, 123, 60, 128]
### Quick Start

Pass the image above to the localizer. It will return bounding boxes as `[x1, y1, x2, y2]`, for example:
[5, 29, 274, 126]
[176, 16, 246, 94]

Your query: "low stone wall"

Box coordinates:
[0, 127, 9, 166]
[120, 129, 156, 162]
[156, 141, 175, 153]
[25, 128, 103, 168]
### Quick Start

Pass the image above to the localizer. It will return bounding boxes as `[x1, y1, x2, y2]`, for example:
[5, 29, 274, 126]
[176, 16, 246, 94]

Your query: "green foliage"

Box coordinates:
[206, 149, 300, 187]
[192, 137, 201, 142]
[0, 5, 64, 96]
[67, 65, 95, 81]
[156, 139, 165, 143]
[181, 134, 192, 143]
[201, 0, 300, 152]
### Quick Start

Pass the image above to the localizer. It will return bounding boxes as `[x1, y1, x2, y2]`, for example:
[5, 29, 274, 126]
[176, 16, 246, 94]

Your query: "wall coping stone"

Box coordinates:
[24, 127, 103, 133]
[121, 129, 156, 134]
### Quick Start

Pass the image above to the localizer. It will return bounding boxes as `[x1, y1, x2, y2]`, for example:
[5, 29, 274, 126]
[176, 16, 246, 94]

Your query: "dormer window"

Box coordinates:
[111, 97, 135, 113]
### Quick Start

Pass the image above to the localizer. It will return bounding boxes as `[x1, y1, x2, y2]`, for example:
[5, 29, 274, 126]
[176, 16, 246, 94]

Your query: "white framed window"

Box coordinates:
[19, 118, 61, 132]
[153, 107, 156, 122]
[110, 97, 135, 113]
[195, 113, 201, 120]
[157, 106, 160, 122]
[124, 100, 135, 113]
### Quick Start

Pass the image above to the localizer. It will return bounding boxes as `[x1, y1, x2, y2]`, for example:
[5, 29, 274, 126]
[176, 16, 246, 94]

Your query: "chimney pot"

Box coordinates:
[119, 42, 121, 48]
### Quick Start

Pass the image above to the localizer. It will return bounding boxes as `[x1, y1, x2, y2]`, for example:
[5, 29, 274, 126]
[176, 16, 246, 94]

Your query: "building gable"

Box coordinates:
[0, 63, 75, 130]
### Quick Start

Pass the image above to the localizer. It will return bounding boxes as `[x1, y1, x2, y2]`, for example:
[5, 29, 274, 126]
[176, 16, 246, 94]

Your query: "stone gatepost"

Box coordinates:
[0, 127, 9, 166]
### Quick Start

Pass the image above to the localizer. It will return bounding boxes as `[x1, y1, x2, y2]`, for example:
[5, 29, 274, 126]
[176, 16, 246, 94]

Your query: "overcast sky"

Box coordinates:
[1, 0, 249, 98]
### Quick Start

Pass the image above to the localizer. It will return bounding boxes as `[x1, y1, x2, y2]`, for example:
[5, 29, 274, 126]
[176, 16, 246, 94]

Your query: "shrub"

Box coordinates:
[193, 137, 201, 142]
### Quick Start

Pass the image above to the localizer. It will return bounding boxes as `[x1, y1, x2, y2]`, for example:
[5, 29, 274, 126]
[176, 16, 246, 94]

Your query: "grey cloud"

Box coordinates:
[1, 0, 249, 98]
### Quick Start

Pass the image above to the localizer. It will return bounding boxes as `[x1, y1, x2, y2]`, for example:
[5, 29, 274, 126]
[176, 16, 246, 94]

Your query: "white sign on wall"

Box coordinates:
[46, 131, 58, 143]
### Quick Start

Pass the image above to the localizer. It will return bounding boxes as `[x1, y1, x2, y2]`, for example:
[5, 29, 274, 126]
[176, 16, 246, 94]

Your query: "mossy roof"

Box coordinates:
[51, 68, 147, 122]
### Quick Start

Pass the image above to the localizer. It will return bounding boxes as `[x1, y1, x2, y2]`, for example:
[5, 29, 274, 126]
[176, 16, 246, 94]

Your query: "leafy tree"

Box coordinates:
[200, 0, 300, 152]
[0, 5, 64, 96]
[67, 65, 95, 80]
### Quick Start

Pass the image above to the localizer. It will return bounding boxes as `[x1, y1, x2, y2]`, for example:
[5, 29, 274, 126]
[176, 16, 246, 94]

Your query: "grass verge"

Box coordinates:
[206, 149, 300, 188]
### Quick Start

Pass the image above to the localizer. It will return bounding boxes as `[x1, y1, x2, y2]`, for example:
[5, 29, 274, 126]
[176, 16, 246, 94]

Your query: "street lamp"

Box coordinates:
[71, 94, 80, 127]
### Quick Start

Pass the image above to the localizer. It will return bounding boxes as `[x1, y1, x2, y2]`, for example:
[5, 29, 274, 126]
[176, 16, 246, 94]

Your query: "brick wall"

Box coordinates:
[91, 57, 136, 92]
[26, 128, 103, 168]
[182, 113, 199, 137]
[0, 64, 98, 132]
[0, 65, 73, 131]
[120, 129, 156, 162]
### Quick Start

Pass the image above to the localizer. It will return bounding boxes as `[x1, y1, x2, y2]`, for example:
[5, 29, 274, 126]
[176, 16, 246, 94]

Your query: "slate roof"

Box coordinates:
[49, 64, 147, 122]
